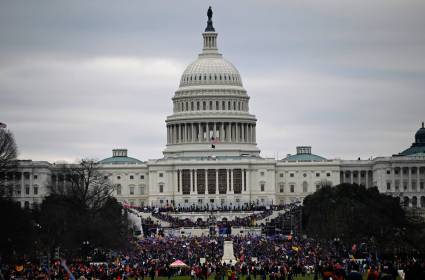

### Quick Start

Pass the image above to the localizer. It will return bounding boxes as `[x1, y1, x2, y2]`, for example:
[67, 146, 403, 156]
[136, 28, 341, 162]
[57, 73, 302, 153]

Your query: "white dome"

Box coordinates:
[179, 56, 243, 87]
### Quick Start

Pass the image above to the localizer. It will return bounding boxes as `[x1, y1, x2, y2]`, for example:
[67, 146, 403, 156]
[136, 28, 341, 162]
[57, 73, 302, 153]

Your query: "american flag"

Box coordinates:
[210, 137, 219, 148]
[0, 122, 7, 129]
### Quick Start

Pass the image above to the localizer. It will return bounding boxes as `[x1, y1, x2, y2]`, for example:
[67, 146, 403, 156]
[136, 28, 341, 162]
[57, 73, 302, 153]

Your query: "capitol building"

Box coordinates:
[6, 8, 425, 210]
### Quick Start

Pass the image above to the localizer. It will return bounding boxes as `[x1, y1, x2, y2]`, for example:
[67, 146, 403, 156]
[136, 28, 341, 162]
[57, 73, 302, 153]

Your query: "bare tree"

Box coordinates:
[0, 128, 18, 172]
[49, 159, 116, 211]
[0, 128, 18, 196]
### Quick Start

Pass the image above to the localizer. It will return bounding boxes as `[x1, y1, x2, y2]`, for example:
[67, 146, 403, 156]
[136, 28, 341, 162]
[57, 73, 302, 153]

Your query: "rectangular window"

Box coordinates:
[130, 186, 134, 195]
[290, 185, 295, 193]
[260, 171, 265, 176]
[25, 186, 30, 195]
[386, 182, 391, 190]
[326, 173, 331, 177]
[140, 175, 144, 179]
[421, 182, 424, 190]
[279, 173, 283, 178]
[159, 184, 164, 193]
[104, 176, 108, 180]
[184, 199, 189, 203]
[130, 175, 134, 180]
[159, 173, 163, 178]
[117, 176, 121, 180]
[290, 173, 294, 177]
[34, 175, 38, 180]
[260, 183, 265, 192]
[33, 186, 38, 195]
[116, 185, 122, 195]
[387, 170, 391, 174]
[279, 184, 284, 193]
[316, 173, 320, 177]
[198, 198, 203, 204]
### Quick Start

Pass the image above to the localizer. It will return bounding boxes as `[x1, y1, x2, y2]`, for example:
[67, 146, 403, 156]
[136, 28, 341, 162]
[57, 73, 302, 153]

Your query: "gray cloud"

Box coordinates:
[0, 0, 424, 162]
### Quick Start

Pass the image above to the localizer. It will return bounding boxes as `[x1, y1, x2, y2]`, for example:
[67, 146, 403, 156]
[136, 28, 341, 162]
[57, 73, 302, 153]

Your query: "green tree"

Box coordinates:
[0, 197, 34, 262]
[302, 183, 422, 255]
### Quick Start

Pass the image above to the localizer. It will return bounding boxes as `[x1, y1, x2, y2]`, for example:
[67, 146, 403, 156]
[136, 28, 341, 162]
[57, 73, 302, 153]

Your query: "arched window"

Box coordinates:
[302, 181, 308, 193]
[219, 75, 222, 80]
[191, 102, 194, 111]
[228, 101, 231, 110]
[224, 75, 227, 80]
[216, 101, 219, 110]
[214, 75, 217, 80]
[209, 101, 213, 110]
[203, 102, 206, 110]
[222, 101, 225, 110]
[197, 101, 200, 110]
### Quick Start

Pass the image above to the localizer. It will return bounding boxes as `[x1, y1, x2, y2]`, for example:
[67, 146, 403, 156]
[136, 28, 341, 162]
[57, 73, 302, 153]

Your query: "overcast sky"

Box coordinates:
[1, 0, 424, 163]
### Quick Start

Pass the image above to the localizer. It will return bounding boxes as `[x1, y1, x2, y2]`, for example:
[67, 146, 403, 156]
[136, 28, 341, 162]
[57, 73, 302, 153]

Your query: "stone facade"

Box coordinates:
[3, 9, 425, 210]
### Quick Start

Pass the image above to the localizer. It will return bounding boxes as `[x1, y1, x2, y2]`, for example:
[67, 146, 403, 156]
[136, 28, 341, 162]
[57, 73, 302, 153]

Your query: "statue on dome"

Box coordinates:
[207, 6, 213, 21]
[205, 6, 215, 32]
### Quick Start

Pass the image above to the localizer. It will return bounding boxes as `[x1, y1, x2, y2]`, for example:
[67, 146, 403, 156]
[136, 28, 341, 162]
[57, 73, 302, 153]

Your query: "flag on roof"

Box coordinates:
[210, 136, 219, 148]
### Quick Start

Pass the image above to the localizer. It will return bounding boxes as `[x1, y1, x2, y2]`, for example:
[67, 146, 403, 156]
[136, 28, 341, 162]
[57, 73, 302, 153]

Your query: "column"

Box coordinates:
[365, 171, 369, 188]
[236, 123, 239, 143]
[213, 122, 217, 139]
[179, 170, 183, 194]
[205, 169, 208, 194]
[198, 123, 202, 143]
[227, 122, 231, 142]
[358, 170, 361, 185]
[176, 124, 180, 143]
[226, 169, 230, 193]
[230, 169, 234, 192]
[408, 167, 412, 192]
[253, 125, 256, 143]
[417, 166, 420, 192]
[248, 124, 251, 143]
[190, 169, 194, 194]
[194, 169, 198, 194]
[191, 123, 195, 143]
[242, 169, 245, 192]
[241, 123, 245, 143]
[401, 167, 404, 191]
[206, 123, 209, 142]
[220, 123, 224, 141]
[215, 169, 219, 194]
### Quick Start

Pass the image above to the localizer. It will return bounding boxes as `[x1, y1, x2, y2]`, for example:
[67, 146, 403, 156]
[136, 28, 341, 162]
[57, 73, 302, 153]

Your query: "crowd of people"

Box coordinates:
[2, 233, 425, 279]
[151, 209, 273, 229]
